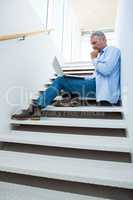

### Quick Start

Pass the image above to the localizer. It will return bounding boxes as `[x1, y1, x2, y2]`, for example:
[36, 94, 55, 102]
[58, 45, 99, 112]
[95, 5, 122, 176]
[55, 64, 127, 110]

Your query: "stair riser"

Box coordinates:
[2, 143, 131, 163]
[41, 111, 122, 119]
[0, 172, 132, 200]
[10, 120, 126, 129]
[62, 72, 94, 75]
[43, 84, 51, 88]
[63, 69, 94, 72]
[12, 126, 127, 137]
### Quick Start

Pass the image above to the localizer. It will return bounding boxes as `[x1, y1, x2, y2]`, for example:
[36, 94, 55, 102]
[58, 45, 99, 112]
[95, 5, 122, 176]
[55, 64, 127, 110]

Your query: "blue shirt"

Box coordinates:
[92, 46, 121, 104]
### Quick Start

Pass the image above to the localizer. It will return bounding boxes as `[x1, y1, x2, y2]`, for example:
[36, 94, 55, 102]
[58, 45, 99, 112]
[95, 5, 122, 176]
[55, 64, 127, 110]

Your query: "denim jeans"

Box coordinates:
[36, 76, 96, 108]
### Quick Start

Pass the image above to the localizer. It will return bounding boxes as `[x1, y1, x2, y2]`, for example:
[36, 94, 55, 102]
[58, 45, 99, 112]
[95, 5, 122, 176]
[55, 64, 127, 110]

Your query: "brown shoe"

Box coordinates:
[30, 106, 42, 120]
[70, 97, 81, 107]
[11, 104, 36, 120]
[53, 97, 80, 107]
[97, 101, 113, 106]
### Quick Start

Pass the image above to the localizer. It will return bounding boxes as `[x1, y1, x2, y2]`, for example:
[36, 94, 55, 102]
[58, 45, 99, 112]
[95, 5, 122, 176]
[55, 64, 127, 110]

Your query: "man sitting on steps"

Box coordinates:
[11, 31, 121, 120]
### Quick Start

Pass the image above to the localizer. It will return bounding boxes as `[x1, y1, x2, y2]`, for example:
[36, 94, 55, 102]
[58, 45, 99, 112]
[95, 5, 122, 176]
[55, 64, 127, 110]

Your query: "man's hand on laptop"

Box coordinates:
[90, 49, 99, 60]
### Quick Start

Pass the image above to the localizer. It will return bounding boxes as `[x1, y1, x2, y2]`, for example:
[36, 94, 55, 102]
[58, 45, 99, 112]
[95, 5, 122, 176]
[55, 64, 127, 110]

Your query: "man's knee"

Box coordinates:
[52, 75, 66, 87]
[54, 75, 65, 83]
[50, 75, 66, 92]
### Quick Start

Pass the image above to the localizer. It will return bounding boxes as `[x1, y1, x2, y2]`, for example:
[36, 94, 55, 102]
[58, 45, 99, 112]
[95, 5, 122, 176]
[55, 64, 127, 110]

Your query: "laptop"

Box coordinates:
[52, 57, 85, 79]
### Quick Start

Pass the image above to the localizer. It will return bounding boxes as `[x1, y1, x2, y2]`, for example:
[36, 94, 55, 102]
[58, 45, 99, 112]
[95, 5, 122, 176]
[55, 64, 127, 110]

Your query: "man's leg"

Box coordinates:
[11, 76, 69, 119]
[36, 76, 68, 108]
[11, 76, 96, 119]
[36, 76, 96, 108]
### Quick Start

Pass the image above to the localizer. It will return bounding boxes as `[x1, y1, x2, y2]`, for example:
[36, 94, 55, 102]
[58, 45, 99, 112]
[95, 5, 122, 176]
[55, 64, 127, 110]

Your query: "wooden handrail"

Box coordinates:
[0, 28, 54, 42]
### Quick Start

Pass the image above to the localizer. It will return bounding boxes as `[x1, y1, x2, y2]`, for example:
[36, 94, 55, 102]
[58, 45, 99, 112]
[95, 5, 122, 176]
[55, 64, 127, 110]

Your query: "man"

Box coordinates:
[12, 31, 121, 119]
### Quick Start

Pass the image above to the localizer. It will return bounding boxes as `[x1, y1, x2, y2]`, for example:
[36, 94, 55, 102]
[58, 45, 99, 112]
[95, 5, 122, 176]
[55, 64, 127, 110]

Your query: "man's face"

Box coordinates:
[90, 36, 107, 51]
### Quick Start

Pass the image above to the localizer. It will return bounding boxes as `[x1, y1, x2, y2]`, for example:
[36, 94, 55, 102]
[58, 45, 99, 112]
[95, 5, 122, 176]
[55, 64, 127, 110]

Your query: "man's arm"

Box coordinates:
[92, 48, 121, 76]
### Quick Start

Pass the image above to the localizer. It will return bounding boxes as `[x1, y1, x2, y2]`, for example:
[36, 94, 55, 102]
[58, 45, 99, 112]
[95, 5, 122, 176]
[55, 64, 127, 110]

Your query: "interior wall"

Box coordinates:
[62, 0, 81, 62]
[71, 0, 118, 31]
[0, 0, 43, 35]
[29, 0, 48, 26]
[48, 0, 65, 59]
[48, 0, 81, 62]
[0, 0, 60, 133]
[116, 0, 133, 151]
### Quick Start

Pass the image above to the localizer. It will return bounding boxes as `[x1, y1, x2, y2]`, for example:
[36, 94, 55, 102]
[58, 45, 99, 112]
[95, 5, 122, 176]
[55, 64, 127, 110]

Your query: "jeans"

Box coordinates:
[36, 76, 96, 108]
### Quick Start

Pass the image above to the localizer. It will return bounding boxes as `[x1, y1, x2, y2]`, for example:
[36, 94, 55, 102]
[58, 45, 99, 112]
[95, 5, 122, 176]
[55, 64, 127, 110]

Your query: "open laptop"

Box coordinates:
[52, 57, 85, 79]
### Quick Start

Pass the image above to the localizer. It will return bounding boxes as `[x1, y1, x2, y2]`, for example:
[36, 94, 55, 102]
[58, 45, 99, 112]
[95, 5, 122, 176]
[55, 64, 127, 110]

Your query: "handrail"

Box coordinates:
[0, 28, 54, 42]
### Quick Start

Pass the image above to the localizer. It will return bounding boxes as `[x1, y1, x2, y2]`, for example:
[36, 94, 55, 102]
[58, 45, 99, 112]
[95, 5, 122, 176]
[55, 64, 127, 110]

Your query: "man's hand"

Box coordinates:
[90, 50, 99, 60]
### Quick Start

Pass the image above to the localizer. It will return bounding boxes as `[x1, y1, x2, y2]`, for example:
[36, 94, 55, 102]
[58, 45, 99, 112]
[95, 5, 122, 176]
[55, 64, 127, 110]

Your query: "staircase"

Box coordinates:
[0, 62, 133, 199]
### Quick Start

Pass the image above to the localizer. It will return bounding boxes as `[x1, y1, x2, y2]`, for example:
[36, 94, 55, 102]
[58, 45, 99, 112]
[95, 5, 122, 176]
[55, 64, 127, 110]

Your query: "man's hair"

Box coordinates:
[91, 31, 106, 39]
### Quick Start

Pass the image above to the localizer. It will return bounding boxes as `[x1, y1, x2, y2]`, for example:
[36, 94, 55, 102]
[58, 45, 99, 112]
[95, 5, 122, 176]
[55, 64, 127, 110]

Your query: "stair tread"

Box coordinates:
[10, 118, 126, 129]
[63, 69, 94, 72]
[45, 105, 123, 112]
[64, 71, 93, 74]
[44, 81, 53, 85]
[54, 97, 96, 100]
[0, 150, 132, 189]
[0, 131, 130, 152]
[0, 181, 109, 200]
[62, 65, 94, 69]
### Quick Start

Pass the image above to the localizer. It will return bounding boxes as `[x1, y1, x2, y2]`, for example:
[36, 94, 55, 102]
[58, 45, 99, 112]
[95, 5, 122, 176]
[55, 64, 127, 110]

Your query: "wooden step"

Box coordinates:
[11, 118, 126, 129]
[45, 105, 123, 113]
[0, 151, 132, 189]
[0, 131, 130, 153]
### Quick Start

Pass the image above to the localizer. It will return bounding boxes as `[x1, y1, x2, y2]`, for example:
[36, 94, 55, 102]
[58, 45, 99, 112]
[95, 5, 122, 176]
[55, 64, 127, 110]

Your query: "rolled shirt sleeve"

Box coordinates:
[92, 47, 121, 77]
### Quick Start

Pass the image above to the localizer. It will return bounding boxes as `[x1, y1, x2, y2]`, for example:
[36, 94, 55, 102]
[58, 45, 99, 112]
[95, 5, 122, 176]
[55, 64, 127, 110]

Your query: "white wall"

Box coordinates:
[0, 0, 60, 133]
[47, 0, 81, 62]
[0, 0, 43, 34]
[62, 0, 81, 62]
[29, 0, 48, 26]
[116, 0, 133, 153]
[71, 14, 81, 62]
[48, 0, 65, 58]
[0, 0, 81, 134]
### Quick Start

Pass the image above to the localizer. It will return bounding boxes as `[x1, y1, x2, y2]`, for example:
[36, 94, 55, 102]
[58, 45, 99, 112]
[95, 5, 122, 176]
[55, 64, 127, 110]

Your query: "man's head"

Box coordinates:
[90, 31, 107, 51]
